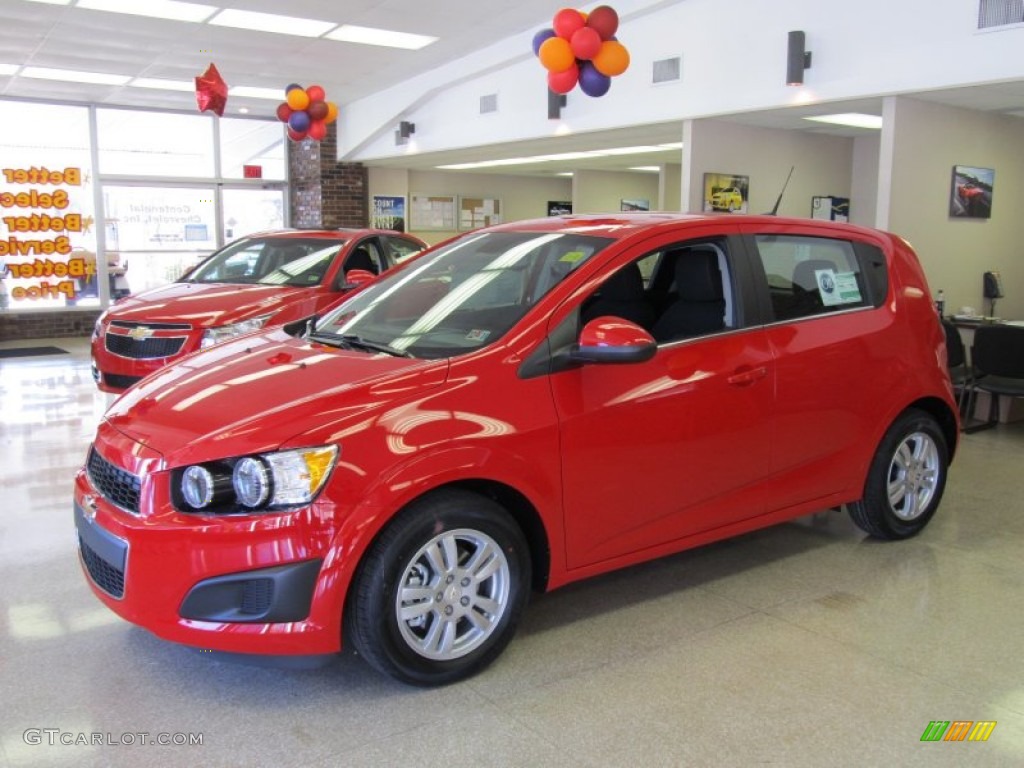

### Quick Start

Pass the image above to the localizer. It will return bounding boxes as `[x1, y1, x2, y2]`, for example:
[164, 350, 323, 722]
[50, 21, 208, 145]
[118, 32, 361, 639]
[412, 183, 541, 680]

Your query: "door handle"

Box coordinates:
[727, 366, 768, 386]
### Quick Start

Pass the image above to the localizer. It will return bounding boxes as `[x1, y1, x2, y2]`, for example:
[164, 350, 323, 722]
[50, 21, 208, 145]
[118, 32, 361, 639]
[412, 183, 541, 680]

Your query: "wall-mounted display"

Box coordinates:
[620, 198, 649, 212]
[949, 165, 993, 219]
[410, 194, 457, 230]
[459, 197, 502, 230]
[811, 196, 849, 222]
[371, 194, 406, 232]
[547, 200, 572, 216]
[703, 172, 749, 213]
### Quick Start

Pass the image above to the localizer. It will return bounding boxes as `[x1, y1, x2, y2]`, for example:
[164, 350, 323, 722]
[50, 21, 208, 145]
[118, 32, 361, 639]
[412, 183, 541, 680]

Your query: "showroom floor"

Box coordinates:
[0, 337, 1022, 767]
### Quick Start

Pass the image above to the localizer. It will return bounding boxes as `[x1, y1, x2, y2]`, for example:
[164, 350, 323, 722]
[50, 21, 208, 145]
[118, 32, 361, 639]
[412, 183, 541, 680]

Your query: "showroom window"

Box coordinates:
[0, 99, 287, 312]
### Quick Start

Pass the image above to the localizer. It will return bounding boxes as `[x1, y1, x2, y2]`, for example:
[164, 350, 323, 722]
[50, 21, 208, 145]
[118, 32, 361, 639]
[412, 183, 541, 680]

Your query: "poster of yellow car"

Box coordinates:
[703, 172, 749, 213]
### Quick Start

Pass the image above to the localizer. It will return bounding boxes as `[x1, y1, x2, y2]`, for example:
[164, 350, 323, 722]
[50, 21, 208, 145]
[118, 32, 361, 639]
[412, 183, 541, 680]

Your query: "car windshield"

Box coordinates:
[185, 236, 347, 287]
[313, 231, 611, 359]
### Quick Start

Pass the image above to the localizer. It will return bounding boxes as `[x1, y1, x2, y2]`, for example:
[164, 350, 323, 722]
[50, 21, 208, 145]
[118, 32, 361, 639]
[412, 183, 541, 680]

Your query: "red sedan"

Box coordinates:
[75, 213, 958, 684]
[90, 228, 425, 392]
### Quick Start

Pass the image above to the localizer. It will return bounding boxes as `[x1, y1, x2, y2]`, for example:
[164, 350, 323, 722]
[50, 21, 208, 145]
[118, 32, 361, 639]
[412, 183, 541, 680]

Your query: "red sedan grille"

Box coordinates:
[105, 334, 187, 360]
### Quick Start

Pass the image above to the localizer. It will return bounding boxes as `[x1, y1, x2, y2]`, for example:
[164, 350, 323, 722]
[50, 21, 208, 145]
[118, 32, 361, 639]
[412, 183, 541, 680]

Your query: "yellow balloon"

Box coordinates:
[593, 40, 630, 77]
[286, 88, 311, 110]
[325, 102, 339, 124]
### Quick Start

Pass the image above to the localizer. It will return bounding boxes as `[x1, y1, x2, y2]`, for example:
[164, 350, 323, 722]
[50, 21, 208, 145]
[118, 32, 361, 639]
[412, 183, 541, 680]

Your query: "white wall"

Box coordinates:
[683, 119, 854, 217]
[340, 0, 1024, 163]
[849, 134, 880, 227]
[883, 97, 1024, 319]
[573, 169, 660, 215]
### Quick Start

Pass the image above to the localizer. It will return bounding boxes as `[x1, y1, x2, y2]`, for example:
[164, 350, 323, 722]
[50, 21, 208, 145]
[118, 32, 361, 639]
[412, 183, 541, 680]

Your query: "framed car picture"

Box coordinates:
[949, 165, 993, 219]
[703, 173, 749, 213]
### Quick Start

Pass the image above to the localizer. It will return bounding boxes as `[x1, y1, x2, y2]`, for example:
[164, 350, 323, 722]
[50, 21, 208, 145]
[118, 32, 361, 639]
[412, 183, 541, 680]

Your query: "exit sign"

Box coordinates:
[243, 165, 263, 179]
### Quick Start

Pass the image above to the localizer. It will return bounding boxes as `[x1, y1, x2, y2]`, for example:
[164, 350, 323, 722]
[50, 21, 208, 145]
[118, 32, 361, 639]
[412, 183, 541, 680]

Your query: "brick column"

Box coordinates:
[287, 123, 367, 229]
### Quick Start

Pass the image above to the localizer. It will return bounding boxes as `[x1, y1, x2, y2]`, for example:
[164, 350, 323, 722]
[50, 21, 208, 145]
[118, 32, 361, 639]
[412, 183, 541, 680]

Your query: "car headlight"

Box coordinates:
[176, 445, 339, 513]
[200, 314, 273, 349]
[92, 312, 107, 341]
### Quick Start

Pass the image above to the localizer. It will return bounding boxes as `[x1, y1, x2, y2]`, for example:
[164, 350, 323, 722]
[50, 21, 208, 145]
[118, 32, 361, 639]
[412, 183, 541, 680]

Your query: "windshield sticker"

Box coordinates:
[815, 269, 862, 306]
[466, 329, 491, 342]
[559, 250, 587, 263]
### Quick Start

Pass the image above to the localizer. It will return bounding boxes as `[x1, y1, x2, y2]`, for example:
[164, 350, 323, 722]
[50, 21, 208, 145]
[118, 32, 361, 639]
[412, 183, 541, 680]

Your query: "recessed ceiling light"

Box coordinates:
[803, 113, 883, 129]
[77, 0, 218, 22]
[23, 0, 71, 5]
[20, 67, 131, 85]
[238, 107, 250, 114]
[630, 166, 661, 172]
[129, 77, 196, 91]
[325, 25, 438, 50]
[0, 64, 20, 76]
[208, 9, 336, 37]
[437, 145, 681, 170]
[229, 86, 287, 100]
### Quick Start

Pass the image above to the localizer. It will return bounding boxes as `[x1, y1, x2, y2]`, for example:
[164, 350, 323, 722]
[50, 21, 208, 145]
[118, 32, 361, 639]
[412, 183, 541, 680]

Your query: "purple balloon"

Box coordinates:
[532, 27, 556, 56]
[288, 110, 311, 133]
[579, 61, 611, 97]
[285, 82, 303, 94]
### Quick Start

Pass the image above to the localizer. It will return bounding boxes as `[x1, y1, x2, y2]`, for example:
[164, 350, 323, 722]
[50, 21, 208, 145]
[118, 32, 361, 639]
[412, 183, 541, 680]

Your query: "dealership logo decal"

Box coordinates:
[920, 720, 996, 742]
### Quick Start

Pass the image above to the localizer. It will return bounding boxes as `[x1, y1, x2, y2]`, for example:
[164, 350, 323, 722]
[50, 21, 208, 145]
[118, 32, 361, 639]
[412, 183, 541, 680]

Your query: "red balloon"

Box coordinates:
[287, 127, 308, 142]
[548, 63, 579, 95]
[308, 120, 327, 141]
[275, 102, 293, 122]
[306, 84, 326, 102]
[570, 26, 602, 60]
[586, 5, 619, 40]
[308, 101, 329, 121]
[552, 8, 586, 39]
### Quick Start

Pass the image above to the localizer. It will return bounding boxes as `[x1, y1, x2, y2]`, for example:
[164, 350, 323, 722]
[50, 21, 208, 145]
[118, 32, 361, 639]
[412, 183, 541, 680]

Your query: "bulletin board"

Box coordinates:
[459, 196, 503, 230]
[410, 194, 457, 231]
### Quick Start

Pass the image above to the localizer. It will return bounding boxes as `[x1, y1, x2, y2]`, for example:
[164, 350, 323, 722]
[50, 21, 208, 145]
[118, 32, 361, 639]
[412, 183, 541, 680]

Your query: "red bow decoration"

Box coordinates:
[195, 63, 228, 117]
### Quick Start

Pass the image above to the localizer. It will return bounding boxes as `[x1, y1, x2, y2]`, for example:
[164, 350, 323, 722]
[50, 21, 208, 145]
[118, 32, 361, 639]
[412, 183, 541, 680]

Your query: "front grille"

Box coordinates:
[102, 373, 144, 390]
[105, 334, 187, 360]
[80, 537, 125, 598]
[87, 448, 141, 515]
[110, 320, 192, 331]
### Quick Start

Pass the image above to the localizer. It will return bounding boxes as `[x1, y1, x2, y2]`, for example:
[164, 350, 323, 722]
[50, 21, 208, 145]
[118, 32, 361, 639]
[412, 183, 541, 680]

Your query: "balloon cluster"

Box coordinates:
[275, 84, 339, 142]
[532, 6, 630, 97]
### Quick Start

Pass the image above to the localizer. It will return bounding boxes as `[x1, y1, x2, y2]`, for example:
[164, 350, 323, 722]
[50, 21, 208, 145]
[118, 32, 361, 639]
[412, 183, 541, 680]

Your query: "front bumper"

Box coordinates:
[73, 462, 345, 656]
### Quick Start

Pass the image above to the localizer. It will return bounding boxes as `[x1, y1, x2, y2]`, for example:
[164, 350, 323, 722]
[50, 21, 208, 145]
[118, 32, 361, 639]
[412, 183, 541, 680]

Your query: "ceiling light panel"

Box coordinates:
[207, 9, 337, 37]
[76, 0, 218, 22]
[20, 67, 131, 85]
[0, 64, 20, 76]
[325, 25, 438, 50]
[803, 113, 883, 129]
[229, 86, 287, 100]
[129, 78, 196, 91]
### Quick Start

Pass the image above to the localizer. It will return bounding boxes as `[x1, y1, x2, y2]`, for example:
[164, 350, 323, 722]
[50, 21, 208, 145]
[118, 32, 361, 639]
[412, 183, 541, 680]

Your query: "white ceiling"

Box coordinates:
[2, 0, 1023, 176]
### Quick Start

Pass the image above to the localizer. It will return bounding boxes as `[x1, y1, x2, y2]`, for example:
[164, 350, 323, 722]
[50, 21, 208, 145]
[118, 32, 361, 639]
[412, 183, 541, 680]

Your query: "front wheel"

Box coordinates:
[346, 489, 531, 686]
[848, 409, 949, 540]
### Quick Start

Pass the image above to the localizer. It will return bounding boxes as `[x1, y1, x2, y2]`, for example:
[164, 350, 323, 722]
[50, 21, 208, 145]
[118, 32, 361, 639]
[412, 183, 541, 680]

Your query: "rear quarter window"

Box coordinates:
[752, 234, 888, 322]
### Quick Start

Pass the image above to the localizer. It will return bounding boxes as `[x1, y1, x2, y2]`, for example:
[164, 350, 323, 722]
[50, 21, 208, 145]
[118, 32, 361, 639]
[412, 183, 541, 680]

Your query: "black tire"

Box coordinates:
[848, 408, 949, 540]
[346, 489, 531, 686]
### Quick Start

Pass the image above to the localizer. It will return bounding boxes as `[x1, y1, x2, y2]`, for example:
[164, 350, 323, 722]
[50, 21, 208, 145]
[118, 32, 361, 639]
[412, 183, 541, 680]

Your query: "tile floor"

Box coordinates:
[0, 337, 1022, 767]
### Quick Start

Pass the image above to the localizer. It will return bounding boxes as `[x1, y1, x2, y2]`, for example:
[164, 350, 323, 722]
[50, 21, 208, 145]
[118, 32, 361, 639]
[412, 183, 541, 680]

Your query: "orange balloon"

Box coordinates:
[592, 40, 630, 77]
[325, 102, 339, 124]
[538, 36, 575, 73]
[286, 88, 311, 110]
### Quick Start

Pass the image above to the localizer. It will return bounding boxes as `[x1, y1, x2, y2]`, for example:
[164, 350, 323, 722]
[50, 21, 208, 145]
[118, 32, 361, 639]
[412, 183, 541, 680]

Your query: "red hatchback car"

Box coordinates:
[75, 213, 959, 685]
[90, 228, 426, 392]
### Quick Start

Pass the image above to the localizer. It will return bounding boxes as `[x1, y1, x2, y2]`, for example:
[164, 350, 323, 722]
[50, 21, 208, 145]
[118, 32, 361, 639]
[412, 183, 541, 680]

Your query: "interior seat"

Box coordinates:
[651, 250, 725, 342]
[579, 262, 655, 330]
[345, 245, 379, 275]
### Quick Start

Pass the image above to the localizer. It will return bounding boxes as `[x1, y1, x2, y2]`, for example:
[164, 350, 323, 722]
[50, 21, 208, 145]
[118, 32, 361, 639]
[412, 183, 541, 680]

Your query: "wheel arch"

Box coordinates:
[903, 396, 959, 461]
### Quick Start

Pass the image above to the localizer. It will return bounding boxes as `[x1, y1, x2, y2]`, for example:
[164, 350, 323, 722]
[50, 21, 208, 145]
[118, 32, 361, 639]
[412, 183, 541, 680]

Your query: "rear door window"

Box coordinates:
[752, 235, 885, 322]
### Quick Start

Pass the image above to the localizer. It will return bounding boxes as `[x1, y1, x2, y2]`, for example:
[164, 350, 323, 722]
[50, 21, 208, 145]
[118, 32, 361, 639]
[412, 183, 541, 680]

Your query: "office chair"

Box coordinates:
[962, 323, 1024, 433]
[940, 319, 970, 417]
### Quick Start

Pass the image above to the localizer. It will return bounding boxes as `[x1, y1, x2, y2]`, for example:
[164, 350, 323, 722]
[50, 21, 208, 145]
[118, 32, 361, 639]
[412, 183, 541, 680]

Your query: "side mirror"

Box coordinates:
[570, 316, 657, 364]
[342, 268, 376, 290]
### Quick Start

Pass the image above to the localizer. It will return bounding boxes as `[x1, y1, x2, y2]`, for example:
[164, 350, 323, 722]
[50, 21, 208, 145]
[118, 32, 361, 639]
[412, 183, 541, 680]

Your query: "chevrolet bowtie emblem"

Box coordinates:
[128, 326, 154, 340]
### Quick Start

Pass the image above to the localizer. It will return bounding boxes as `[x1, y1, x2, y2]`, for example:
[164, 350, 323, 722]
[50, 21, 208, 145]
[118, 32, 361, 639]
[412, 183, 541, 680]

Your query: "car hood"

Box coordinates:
[103, 330, 449, 467]
[105, 282, 315, 328]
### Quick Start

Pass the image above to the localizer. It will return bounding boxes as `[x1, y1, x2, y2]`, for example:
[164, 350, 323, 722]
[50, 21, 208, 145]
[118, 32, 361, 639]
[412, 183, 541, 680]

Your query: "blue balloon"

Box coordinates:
[579, 61, 611, 97]
[285, 82, 303, 94]
[532, 27, 556, 56]
[288, 111, 311, 133]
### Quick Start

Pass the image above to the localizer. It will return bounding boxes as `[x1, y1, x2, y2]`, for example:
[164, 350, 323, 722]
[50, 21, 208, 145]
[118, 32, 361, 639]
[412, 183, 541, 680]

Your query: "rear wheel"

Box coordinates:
[347, 489, 530, 686]
[848, 409, 949, 539]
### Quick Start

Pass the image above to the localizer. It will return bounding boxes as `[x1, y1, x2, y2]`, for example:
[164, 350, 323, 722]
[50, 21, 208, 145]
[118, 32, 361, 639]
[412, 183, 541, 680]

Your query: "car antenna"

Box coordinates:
[766, 166, 795, 216]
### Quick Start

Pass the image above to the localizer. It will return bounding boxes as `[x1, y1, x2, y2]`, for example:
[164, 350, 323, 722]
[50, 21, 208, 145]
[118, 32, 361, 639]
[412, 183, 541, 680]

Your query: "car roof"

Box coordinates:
[240, 228, 419, 240]
[479, 212, 886, 242]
